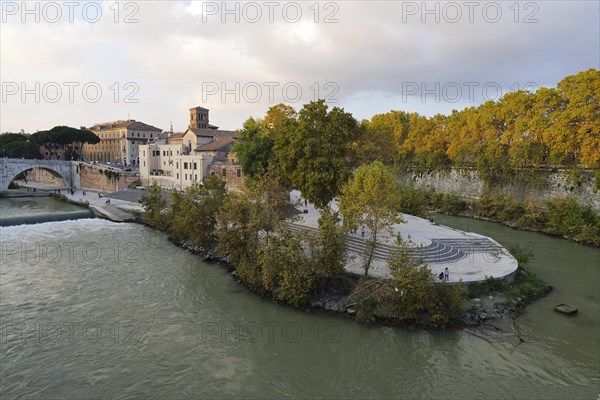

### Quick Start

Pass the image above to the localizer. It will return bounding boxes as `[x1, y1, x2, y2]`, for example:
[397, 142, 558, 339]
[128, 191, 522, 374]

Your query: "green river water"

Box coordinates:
[0, 199, 598, 399]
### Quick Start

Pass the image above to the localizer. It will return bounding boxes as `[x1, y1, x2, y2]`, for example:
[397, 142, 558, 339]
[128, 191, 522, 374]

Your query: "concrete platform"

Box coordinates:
[290, 190, 518, 283]
[62, 189, 144, 222]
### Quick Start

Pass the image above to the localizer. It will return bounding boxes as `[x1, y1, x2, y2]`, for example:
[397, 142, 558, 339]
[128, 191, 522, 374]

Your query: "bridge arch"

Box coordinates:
[0, 159, 74, 192]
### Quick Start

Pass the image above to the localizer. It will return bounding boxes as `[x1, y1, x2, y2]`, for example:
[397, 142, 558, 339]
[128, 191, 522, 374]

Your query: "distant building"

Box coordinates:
[82, 120, 162, 165]
[139, 107, 243, 190]
[39, 142, 80, 160]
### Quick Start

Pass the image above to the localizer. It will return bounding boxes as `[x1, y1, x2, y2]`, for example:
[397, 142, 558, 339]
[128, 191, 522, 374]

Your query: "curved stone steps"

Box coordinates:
[286, 224, 472, 264]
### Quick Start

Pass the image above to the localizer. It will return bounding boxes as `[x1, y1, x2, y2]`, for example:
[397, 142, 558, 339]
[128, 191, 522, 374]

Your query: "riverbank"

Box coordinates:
[168, 226, 542, 338]
[396, 184, 600, 247]
[41, 187, 548, 336]
[58, 188, 144, 222]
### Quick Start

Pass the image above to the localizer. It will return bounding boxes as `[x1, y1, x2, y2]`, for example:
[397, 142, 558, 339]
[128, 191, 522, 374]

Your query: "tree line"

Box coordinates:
[234, 69, 599, 192]
[0, 126, 99, 160]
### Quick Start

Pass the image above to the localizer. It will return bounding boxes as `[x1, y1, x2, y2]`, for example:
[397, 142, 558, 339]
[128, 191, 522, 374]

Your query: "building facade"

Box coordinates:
[82, 120, 162, 166]
[139, 107, 243, 190]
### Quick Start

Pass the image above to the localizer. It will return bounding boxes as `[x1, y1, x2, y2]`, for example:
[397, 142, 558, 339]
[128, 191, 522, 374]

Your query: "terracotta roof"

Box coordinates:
[195, 138, 234, 152]
[90, 120, 162, 132]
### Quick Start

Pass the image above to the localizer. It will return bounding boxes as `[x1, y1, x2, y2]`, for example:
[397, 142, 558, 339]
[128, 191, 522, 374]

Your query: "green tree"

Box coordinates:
[312, 207, 347, 283]
[139, 181, 169, 230]
[168, 175, 227, 249]
[0, 133, 41, 158]
[232, 117, 276, 180]
[215, 174, 290, 291]
[31, 126, 99, 160]
[274, 100, 359, 208]
[338, 161, 403, 276]
[387, 236, 466, 327]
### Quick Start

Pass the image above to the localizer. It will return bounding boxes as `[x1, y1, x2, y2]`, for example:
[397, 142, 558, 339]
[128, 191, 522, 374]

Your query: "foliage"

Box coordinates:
[232, 117, 277, 180]
[357, 69, 599, 184]
[339, 161, 403, 275]
[0, 133, 41, 158]
[167, 175, 227, 250]
[215, 174, 289, 290]
[215, 175, 347, 306]
[312, 207, 348, 283]
[350, 236, 466, 328]
[545, 197, 600, 244]
[32, 126, 100, 160]
[274, 100, 360, 208]
[397, 183, 428, 217]
[138, 181, 169, 230]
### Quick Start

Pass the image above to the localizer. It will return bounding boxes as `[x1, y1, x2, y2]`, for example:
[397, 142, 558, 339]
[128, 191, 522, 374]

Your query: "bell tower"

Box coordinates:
[190, 106, 209, 129]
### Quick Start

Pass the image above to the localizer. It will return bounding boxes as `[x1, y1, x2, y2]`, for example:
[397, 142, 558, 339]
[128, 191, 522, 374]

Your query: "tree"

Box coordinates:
[311, 206, 347, 283]
[215, 173, 290, 291]
[31, 126, 99, 160]
[338, 161, 403, 276]
[387, 235, 466, 327]
[274, 100, 360, 208]
[0, 133, 41, 158]
[232, 117, 276, 180]
[168, 175, 227, 249]
[139, 181, 169, 230]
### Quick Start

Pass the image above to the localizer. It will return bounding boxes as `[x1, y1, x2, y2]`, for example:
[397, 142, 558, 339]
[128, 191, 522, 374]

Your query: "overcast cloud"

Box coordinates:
[1, 0, 598, 133]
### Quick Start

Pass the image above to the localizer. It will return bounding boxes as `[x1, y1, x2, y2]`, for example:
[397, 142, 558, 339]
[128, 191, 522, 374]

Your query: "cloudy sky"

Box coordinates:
[1, 0, 598, 133]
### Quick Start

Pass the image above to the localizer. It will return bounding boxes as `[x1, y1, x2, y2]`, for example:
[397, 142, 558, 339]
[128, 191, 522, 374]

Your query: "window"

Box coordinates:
[143, 151, 145, 156]
[176, 173, 179, 179]
[150, 134, 153, 138]
[176, 162, 179, 168]
[163, 151, 166, 156]
[185, 174, 187, 180]
[222, 168, 226, 177]
[193, 162, 197, 169]
[237, 169, 241, 178]
[184, 162, 188, 169]
[195, 175, 197, 181]
[143, 161, 146, 167]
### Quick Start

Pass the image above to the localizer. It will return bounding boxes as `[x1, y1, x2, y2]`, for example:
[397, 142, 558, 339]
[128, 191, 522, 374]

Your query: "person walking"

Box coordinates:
[444, 267, 449, 282]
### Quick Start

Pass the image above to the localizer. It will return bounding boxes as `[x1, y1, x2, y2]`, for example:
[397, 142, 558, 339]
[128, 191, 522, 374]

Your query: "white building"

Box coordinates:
[139, 107, 243, 190]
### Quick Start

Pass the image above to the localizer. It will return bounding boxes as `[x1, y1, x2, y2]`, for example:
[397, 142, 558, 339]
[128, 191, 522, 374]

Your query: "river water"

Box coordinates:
[0, 199, 598, 399]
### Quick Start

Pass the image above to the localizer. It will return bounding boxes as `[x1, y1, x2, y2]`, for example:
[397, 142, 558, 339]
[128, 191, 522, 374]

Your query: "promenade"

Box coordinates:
[289, 190, 518, 283]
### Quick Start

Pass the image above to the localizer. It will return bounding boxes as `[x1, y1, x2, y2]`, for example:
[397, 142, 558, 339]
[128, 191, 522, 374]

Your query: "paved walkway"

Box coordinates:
[289, 190, 518, 283]
[63, 189, 144, 222]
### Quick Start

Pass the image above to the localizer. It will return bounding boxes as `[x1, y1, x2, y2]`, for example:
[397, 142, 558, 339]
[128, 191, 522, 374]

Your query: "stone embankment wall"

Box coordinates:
[399, 168, 600, 213]
[24, 164, 139, 192]
[24, 168, 67, 186]
[78, 164, 140, 192]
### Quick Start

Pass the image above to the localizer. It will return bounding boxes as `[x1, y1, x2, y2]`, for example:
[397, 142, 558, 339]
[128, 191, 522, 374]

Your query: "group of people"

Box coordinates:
[438, 267, 450, 282]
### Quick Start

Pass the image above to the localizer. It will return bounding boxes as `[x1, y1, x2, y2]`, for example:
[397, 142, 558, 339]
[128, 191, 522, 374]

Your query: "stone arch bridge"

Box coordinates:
[0, 158, 77, 192]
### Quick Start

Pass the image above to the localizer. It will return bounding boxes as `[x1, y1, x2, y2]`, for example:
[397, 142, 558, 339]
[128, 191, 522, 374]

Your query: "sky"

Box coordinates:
[1, 0, 598, 133]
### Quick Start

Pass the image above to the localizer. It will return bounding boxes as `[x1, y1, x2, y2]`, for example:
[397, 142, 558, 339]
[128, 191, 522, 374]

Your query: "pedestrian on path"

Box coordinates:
[444, 267, 449, 282]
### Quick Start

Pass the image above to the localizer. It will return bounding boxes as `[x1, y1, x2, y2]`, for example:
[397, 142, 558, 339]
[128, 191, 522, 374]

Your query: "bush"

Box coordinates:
[397, 183, 428, 216]
[545, 196, 600, 245]
[436, 193, 467, 214]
